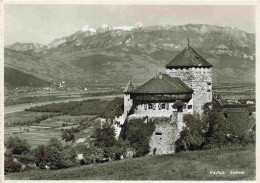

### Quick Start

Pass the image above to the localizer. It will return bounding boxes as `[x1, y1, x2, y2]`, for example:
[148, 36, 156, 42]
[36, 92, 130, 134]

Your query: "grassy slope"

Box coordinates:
[5, 66, 50, 88]
[6, 146, 255, 180]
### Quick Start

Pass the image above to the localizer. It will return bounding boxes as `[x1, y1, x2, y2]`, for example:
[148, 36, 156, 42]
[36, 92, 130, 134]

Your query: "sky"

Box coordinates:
[4, 5, 255, 45]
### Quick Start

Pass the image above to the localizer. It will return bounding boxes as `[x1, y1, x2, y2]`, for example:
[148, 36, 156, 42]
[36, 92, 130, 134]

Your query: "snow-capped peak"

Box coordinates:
[113, 22, 143, 31]
[113, 26, 134, 31]
[81, 24, 96, 33]
[135, 22, 143, 28]
[101, 24, 109, 29]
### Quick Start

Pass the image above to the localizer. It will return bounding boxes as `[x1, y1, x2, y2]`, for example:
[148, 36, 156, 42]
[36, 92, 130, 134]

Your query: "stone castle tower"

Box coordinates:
[165, 43, 213, 114]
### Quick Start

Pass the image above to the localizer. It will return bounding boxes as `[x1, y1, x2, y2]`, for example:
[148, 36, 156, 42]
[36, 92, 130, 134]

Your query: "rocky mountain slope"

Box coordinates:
[4, 24, 255, 87]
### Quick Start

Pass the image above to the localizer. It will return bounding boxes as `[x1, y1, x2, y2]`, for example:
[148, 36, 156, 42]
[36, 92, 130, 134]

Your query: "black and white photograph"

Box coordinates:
[1, 2, 258, 181]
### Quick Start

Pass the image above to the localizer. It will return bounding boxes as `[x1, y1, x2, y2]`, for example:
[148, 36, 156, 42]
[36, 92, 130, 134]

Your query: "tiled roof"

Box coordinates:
[165, 46, 213, 68]
[131, 73, 192, 94]
[123, 80, 134, 93]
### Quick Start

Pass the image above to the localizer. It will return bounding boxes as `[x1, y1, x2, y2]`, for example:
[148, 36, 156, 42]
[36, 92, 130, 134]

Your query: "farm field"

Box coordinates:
[5, 146, 255, 180]
[213, 83, 255, 100]
[5, 128, 63, 148]
[5, 113, 100, 148]
[4, 98, 110, 148]
[4, 111, 54, 127]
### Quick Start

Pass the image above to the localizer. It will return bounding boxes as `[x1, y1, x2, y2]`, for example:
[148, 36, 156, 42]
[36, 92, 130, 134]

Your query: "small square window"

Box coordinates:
[188, 105, 192, 109]
[161, 103, 165, 109]
[207, 89, 211, 92]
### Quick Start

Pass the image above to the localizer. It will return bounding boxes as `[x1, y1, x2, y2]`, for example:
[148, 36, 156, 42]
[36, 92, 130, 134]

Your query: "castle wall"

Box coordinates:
[148, 113, 184, 155]
[124, 94, 133, 116]
[149, 123, 177, 155]
[166, 67, 212, 114]
[191, 68, 212, 113]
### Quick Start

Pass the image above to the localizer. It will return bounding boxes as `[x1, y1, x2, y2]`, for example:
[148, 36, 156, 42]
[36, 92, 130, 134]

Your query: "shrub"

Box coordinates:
[92, 126, 116, 148]
[59, 148, 77, 168]
[82, 145, 104, 164]
[175, 105, 256, 152]
[4, 155, 21, 173]
[206, 111, 255, 148]
[34, 138, 77, 170]
[13, 153, 36, 165]
[175, 113, 208, 152]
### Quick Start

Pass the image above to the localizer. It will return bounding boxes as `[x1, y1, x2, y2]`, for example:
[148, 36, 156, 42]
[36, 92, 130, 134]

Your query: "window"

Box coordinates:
[148, 103, 153, 109]
[152, 104, 156, 110]
[161, 103, 165, 109]
[188, 105, 192, 109]
[207, 89, 211, 92]
[224, 113, 227, 119]
[155, 132, 162, 136]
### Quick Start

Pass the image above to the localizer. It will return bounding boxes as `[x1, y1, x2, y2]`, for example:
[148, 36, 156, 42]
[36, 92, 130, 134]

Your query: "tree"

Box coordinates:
[175, 113, 209, 151]
[82, 145, 104, 164]
[5, 136, 31, 155]
[4, 155, 21, 173]
[124, 119, 155, 157]
[46, 137, 64, 170]
[92, 126, 116, 148]
[34, 144, 49, 169]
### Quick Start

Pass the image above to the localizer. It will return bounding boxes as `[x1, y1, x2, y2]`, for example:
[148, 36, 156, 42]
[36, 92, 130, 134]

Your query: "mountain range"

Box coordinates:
[4, 23, 255, 88]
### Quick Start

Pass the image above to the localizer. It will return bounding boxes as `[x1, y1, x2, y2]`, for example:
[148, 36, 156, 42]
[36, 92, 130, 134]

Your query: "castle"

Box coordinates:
[110, 42, 213, 155]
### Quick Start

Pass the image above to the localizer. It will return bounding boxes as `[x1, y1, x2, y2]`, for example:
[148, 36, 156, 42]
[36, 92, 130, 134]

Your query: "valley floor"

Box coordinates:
[5, 146, 255, 180]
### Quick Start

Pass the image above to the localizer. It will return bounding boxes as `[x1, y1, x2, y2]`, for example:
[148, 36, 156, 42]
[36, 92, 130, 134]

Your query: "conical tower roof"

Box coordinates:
[165, 45, 213, 68]
[123, 78, 134, 93]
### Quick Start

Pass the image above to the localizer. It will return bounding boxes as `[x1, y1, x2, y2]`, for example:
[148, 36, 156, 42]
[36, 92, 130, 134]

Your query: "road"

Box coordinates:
[5, 94, 124, 114]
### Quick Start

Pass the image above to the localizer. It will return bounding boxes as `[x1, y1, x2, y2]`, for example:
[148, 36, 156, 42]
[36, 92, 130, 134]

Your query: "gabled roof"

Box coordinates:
[131, 73, 192, 94]
[165, 46, 213, 68]
[123, 79, 134, 93]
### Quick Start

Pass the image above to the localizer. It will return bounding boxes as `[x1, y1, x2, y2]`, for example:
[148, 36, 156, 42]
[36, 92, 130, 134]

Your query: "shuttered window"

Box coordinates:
[158, 103, 162, 110]
[152, 104, 156, 110]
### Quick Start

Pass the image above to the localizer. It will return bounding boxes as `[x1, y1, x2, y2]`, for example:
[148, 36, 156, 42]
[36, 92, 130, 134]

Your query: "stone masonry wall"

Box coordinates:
[191, 68, 212, 113]
[149, 122, 178, 155]
[148, 113, 184, 155]
[166, 68, 212, 114]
